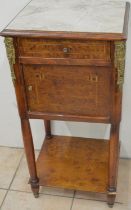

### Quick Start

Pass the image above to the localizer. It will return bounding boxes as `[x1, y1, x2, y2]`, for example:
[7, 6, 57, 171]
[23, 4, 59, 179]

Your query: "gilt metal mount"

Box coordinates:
[4, 37, 16, 83]
[114, 41, 126, 89]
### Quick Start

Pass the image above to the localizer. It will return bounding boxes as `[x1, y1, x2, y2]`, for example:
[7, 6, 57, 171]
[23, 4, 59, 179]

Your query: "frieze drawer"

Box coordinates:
[18, 38, 111, 62]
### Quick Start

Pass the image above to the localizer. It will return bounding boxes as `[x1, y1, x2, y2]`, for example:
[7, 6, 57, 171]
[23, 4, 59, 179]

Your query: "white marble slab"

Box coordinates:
[6, 0, 126, 33]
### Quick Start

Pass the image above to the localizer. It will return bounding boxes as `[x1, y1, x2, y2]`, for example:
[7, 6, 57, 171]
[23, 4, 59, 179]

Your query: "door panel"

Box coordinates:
[23, 64, 112, 117]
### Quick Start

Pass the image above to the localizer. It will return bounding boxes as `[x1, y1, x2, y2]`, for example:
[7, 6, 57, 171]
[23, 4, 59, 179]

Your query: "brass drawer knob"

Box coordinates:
[28, 85, 33, 91]
[63, 47, 70, 53]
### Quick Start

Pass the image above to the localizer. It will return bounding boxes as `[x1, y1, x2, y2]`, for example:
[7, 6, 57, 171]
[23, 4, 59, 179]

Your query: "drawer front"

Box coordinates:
[19, 38, 111, 61]
[23, 65, 112, 117]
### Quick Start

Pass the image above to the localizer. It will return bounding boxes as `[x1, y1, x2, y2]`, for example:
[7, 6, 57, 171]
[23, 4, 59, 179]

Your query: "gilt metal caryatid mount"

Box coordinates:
[115, 41, 126, 88]
[4, 37, 16, 83]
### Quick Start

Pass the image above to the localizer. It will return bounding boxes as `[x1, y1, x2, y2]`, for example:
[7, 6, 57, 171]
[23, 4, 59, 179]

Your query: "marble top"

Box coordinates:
[5, 0, 126, 33]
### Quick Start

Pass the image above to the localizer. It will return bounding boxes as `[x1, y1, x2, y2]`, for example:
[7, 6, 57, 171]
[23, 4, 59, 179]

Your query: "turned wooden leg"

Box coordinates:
[21, 118, 39, 198]
[107, 124, 120, 207]
[108, 187, 116, 208]
[44, 120, 52, 138]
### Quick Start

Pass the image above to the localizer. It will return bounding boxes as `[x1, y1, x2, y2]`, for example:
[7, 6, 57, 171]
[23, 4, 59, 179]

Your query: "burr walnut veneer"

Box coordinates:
[0, 0, 130, 208]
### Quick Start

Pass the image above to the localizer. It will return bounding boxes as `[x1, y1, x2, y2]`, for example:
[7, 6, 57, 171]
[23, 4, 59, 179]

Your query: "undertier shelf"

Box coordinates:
[36, 135, 109, 193]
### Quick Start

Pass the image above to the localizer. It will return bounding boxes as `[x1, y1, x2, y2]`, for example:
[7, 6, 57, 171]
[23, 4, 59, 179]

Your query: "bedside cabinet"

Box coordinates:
[0, 0, 130, 207]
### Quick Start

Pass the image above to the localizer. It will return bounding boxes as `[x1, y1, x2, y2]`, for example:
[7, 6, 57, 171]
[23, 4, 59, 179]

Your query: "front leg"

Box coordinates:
[107, 124, 120, 207]
[21, 118, 39, 198]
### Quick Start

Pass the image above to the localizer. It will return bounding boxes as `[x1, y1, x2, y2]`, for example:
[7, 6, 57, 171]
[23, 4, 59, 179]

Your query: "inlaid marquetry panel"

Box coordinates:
[23, 64, 112, 117]
[19, 39, 111, 61]
[37, 135, 109, 192]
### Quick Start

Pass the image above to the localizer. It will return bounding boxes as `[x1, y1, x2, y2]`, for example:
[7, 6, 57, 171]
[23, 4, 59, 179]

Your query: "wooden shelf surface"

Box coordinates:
[37, 135, 109, 193]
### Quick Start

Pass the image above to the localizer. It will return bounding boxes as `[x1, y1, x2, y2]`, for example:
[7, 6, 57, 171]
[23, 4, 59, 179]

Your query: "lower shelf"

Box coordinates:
[36, 135, 109, 193]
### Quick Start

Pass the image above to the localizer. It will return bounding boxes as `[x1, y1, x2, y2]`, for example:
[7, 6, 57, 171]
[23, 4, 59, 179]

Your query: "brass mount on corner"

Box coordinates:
[4, 37, 16, 83]
[115, 41, 126, 89]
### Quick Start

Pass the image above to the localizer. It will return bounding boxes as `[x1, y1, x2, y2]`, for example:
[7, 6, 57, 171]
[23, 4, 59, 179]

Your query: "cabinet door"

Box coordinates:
[23, 64, 113, 118]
